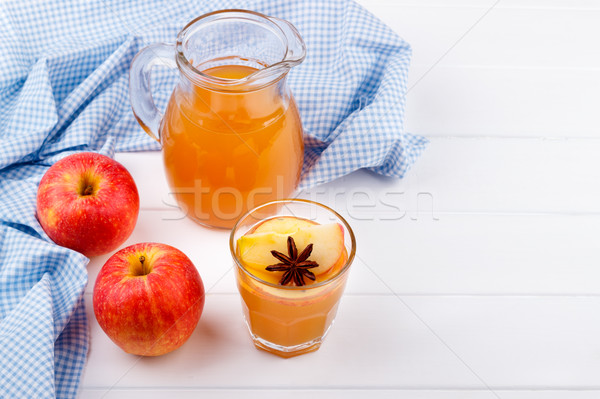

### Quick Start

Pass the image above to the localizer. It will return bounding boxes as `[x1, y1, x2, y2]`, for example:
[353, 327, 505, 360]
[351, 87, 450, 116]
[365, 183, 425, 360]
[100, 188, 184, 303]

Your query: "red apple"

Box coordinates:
[36, 152, 139, 257]
[93, 242, 205, 356]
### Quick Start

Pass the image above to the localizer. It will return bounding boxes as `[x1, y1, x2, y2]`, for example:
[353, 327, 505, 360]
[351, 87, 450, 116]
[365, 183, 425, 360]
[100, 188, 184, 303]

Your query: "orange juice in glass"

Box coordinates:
[230, 199, 356, 357]
[129, 10, 306, 228]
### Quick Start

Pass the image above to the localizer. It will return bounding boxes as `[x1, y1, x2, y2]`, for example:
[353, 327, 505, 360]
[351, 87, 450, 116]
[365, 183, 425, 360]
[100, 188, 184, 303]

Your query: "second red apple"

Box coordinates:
[93, 242, 205, 356]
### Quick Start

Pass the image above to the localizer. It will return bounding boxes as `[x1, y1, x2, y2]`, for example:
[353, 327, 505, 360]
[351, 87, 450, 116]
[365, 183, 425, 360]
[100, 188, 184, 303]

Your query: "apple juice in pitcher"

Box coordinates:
[130, 10, 306, 228]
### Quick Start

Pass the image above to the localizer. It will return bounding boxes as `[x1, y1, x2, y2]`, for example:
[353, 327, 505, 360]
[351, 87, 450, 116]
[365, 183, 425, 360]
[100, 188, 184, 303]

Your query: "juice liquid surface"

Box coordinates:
[161, 65, 304, 228]
[235, 217, 350, 351]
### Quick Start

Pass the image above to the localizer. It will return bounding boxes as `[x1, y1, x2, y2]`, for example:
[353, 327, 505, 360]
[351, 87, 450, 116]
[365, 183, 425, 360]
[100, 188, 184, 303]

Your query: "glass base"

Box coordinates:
[251, 334, 322, 358]
[243, 319, 334, 358]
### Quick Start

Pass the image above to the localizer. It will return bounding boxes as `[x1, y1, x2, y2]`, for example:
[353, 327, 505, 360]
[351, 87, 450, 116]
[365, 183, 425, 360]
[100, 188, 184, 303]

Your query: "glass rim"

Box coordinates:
[229, 199, 357, 290]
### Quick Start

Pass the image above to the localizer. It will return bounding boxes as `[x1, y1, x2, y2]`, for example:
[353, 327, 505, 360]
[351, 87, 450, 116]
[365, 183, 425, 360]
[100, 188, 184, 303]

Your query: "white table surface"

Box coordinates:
[80, 1, 600, 398]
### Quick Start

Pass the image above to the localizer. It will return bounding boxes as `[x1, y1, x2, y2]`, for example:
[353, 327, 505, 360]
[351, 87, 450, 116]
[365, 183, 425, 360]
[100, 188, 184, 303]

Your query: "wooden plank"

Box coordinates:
[81, 295, 600, 390]
[300, 137, 600, 215]
[115, 137, 600, 215]
[354, 1, 600, 137]
[78, 388, 600, 399]
[87, 208, 600, 296]
[359, 1, 600, 68]
[405, 67, 600, 137]
[359, 0, 600, 8]
[402, 296, 600, 387]
[348, 213, 600, 295]
[80, 294, 481, 390]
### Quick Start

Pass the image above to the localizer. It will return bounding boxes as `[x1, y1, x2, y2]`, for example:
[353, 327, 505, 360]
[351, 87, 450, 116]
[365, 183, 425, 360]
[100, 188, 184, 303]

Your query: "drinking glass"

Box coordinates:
[230, 199, 356, 357]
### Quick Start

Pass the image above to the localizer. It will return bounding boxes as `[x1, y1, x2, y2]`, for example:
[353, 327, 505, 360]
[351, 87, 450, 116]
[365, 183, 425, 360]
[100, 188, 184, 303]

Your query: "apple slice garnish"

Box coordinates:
[238, 222, 345, 283]
[252, 216, 317, 235]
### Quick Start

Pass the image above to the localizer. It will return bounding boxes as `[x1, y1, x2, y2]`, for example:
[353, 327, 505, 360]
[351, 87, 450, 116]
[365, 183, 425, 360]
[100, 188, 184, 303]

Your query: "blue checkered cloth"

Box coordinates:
[0, 0, 426, 396]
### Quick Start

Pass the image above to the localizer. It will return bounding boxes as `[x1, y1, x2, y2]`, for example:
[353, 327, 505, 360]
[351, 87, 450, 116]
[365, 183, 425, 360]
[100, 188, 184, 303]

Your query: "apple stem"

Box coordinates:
[83, 185, 94, 196]
[139, 256, 147, 275]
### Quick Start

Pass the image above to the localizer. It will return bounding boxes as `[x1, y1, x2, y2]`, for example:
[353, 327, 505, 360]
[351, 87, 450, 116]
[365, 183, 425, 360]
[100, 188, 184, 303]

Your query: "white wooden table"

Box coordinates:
[80, 1, 600, 398]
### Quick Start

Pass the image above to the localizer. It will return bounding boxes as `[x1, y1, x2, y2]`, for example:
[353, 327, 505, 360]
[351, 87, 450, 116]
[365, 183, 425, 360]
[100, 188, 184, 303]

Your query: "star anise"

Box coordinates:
[266, 236, 319, 286]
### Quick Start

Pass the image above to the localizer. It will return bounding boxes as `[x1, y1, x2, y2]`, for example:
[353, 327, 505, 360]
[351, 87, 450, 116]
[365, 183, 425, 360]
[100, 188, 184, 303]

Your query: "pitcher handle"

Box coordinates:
[129, 43, 176, 143]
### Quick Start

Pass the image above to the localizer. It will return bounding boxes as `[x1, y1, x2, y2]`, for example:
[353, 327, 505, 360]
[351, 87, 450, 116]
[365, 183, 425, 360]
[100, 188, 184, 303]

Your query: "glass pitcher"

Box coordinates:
[129, 9, 306, 229]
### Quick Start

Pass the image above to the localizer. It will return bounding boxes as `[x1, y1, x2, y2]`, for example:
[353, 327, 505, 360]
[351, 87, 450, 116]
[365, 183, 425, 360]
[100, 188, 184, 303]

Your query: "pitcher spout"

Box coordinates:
[240, 16, 305, 88]
[246, 16, 306, 84]
[271, 16, 306, 66]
